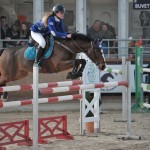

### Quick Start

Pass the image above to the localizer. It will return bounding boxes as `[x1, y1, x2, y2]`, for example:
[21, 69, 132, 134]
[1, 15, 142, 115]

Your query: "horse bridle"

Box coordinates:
[70, 38, 106, 66]
[56, 38, 106, 66]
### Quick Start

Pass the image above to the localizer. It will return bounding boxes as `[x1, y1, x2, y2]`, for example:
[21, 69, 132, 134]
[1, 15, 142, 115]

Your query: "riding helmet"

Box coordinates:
[52, 4, 65, 13]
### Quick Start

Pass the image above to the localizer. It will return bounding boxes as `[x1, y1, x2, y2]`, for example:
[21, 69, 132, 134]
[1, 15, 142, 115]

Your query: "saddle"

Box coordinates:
[24, 35, 54, 60]
[28, 36, 50, 53]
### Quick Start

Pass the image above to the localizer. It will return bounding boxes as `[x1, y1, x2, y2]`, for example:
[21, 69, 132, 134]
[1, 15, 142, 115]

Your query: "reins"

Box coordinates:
[55, 41, 74, 54]
[55, 37, 106, 66]
[70, 38, 86, 53]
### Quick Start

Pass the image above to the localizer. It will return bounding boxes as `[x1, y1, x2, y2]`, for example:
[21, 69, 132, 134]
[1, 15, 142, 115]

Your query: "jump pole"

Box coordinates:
[114, 57, 128, 122]
[33, 64, 39, 150]
[117, 61, 141, 140]
[0, 80, 82, 92]
[114, 58, 135, 122]
[0, 94, 82, 109]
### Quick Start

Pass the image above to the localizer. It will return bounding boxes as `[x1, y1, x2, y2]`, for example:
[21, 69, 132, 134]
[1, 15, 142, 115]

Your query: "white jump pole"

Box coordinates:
[114, 58, 135, 122]
[143, 103, 150, 108]
[141, 83, 150, 108]
[122, 57, 127, 121]
[122, 57, 129, 121]
[114, 57, 127, 122]
[142, 68, 150, 73]
[33, 64, 39, 150]
[117, 61, 141, 140]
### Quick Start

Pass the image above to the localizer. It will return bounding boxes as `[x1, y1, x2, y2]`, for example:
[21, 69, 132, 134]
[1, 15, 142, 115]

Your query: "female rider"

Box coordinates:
[30, 4, 72, 64]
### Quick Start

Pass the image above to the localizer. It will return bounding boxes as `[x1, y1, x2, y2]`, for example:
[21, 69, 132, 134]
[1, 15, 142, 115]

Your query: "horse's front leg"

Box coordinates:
[66, 59, 80, 79]
[76, 59, 86, 77]
[66, 59, 86, 79]
[57, 60, 78, 79]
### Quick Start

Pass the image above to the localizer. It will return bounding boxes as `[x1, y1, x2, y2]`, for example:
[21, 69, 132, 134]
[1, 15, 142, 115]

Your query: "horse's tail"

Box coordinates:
[0, 49, 4, 56]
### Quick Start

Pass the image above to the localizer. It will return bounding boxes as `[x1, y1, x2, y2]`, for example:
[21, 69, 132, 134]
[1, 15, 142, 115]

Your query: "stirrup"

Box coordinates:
[34, 61, 41, 67]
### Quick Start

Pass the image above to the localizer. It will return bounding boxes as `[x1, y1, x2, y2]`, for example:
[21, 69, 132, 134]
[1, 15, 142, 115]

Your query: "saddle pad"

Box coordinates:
[24, 36, 54, 60]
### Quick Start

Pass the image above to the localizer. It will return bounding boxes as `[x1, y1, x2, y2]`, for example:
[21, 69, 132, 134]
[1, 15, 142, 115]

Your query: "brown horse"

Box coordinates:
[0, 33, 106, 101]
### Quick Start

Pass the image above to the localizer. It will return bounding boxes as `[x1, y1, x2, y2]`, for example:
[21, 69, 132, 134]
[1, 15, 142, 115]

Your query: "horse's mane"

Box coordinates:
[54, 33, 92, 43]
[70, 33, 92, 42]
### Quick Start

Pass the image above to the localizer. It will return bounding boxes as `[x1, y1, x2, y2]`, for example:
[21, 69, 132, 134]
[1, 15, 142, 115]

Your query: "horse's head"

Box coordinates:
[92, 38, 106, 70]
[71, 33, 106, 70]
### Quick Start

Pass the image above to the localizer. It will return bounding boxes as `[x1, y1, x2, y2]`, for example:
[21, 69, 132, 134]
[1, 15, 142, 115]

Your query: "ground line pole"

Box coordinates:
[33, 64, 39, 150]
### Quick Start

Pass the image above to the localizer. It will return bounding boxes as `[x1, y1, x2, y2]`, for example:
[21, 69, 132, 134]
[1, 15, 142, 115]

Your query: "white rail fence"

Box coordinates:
[0, 38, 150, 59]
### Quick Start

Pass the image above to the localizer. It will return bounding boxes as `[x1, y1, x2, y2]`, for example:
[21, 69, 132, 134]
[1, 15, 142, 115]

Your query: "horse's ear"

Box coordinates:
[93, 37, 98, 43]
[92, 37, 98, 45]
[93, 37, 102, 45]
[97, 38, 102, 43]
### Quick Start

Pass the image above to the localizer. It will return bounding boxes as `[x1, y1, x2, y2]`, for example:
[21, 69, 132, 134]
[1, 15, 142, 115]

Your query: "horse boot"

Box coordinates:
[76, 59, 86, 77]
[66, 66, 79, 79]
[34, 46, 44, 66]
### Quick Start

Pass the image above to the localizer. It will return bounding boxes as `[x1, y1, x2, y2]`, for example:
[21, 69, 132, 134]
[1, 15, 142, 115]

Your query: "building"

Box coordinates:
[0, 0, 148, 38]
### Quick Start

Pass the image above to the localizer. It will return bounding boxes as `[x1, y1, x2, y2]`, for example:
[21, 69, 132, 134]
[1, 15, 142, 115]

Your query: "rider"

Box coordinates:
[30, 4, 72, 64]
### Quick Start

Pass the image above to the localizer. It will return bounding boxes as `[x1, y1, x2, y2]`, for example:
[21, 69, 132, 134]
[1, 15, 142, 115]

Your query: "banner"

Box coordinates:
[133, 0, 150, 9]
[100, 64, 148, 93]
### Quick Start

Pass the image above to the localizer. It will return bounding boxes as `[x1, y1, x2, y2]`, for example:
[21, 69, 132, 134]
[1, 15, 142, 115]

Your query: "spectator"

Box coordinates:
[20, 22, 30, 39]
[101, 24, 114, 39]
[100, 23, 115, 54]
[19, 22, 30, 45]
[0, 16, 11, 47]
[14, 19, 21, 32]
[87, 20, 103, 40]
[9, 24, 20, 46]
[106, 23, 117, 39]
[11, 24, 20, 39]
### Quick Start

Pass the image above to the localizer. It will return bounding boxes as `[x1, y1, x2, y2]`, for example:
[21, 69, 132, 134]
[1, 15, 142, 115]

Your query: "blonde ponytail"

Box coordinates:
[42, 12, 52, 27]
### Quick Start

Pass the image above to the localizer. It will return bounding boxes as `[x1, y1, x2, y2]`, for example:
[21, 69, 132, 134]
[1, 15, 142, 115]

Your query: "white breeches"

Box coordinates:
[31, 31, 46, 48]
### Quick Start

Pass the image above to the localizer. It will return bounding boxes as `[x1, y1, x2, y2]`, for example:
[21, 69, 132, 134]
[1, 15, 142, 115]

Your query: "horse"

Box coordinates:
[0, 33, 106, 101]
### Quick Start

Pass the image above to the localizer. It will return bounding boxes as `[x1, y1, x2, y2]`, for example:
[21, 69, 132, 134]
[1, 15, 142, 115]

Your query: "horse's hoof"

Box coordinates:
[0, 99, 6, 102]
[1, 93, 8, 102]
[66, 72, 78, 79]
[76, 71, 82, 77]
[0, 97, 8, 102]
[66, 72, 72, 79]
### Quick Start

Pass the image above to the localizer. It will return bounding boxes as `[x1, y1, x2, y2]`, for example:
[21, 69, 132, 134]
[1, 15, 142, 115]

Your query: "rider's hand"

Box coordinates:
[67, 34, 72, 38]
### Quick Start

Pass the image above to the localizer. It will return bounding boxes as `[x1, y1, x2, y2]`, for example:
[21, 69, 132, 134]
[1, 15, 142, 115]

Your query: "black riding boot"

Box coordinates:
[34, 46, 44, 64]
